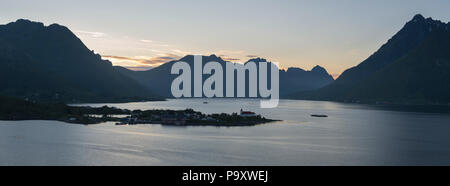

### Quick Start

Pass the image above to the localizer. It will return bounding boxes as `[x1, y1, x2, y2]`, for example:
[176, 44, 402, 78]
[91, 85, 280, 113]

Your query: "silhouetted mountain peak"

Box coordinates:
[177, 54, 225, 63]
[291, 14, 450, 103]
[3, 19, 45, 32]
[1, 19, 79, 44]
[47, 23, 70, 31]
[286, 67, 306, 73]
[333, 14, 449, 86]
[9, 19, 67, 28]
[178, 55, 193, 61]
[406, 14, 448, 29]
[3, 19, 74, 35]
[412, 14, 425, 21]
[312, 65, 328, 74]
[207, 54, 224, 62]
[247, 58, 268, 63]
[10, 19, 44, 26]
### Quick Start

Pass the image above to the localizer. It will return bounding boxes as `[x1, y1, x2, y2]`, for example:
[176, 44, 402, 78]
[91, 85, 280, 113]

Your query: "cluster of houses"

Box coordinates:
[116, 109, 258, 126]
[240, 109, 257, 117]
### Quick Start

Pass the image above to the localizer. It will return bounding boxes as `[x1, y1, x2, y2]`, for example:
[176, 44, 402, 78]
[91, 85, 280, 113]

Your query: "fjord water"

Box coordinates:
[1, 99, 450, 165]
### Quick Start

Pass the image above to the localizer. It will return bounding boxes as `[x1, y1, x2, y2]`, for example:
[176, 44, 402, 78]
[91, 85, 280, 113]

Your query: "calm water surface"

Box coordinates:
[1, 99, 450, 165]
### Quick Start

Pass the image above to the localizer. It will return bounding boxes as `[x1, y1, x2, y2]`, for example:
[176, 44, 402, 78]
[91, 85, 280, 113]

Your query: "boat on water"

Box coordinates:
[311, 114, 328, 118]
[203, 102, 208, 104]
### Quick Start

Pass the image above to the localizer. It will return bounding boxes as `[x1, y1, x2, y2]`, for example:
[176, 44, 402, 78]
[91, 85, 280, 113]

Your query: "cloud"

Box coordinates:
[140, 39, 153, 43]
[171, 49, 192, 55]
[215, 50, 245, 55]
[148, 49, 164, 53]
[122, 66, 154, 71]
[222, 57, 241, 61]
[246, 55, 259, 58]
[75, 30, 106, 38]
[102, 54, 181, 66]
[217, 54, 241, 62]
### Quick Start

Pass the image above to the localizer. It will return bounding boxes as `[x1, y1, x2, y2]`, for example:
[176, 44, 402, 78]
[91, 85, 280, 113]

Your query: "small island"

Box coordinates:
[112, 108, 278, 127]
[0, 96, 279, 127]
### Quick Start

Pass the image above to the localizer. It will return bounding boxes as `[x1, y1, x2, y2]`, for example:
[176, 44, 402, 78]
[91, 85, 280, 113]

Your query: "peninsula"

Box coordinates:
[0, 96, 278, 127]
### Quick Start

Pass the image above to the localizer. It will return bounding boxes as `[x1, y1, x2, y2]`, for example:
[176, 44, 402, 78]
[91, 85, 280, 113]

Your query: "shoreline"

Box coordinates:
[77, 97, 450, 107]
[0, 119, 282, 127]
[114, 119, 282, 127]
[0, 118, 281, 127]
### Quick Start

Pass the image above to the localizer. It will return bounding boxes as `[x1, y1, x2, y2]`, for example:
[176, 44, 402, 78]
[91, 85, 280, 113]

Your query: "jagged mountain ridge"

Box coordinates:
[115, 55, 334, 98]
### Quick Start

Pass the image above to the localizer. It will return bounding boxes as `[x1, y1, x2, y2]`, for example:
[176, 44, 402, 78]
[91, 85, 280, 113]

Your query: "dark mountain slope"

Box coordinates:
[291, 14, 450, 104]
[0, 19, 159, 103]
[347, 29, 450, 104]
[280, 65, 334, 96]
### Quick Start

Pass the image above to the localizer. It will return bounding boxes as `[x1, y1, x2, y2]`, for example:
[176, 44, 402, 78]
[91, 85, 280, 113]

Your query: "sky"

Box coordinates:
[1, 0, 450, 77]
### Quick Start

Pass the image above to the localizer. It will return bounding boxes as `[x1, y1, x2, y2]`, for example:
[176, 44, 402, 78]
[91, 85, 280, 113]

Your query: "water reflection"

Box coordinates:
[0, 99, 450, 165]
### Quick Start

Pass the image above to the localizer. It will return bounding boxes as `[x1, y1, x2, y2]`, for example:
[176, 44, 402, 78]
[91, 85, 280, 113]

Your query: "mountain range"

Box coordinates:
[2, 14, 446, 105]
[114, 55, 334, 98]
[0, 19, 334, 102]
[290, 14, 450, 104]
